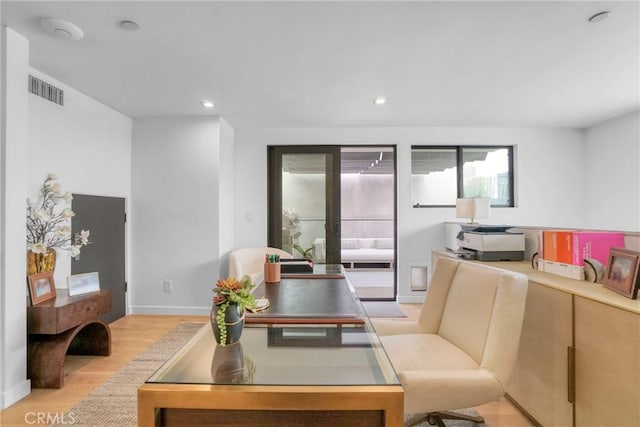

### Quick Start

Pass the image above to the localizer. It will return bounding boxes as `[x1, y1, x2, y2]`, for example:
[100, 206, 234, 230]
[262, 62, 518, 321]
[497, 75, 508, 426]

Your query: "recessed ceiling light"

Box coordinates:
[373, 96, 386, 105]
[201, 100, 215, 108]
[120, 20, 140, 31]
[40, 18, 84, 40]
[588, 11, 611, 23]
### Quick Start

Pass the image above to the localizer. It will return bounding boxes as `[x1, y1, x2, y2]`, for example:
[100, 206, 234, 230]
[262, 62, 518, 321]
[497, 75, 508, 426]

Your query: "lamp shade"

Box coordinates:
[456, 197, 491, 223]
[456, 198, 474, 219]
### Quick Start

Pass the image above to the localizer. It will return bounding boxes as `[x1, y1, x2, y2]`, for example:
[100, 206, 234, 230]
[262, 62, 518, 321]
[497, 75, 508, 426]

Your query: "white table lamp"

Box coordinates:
[456, 197, 490, 224]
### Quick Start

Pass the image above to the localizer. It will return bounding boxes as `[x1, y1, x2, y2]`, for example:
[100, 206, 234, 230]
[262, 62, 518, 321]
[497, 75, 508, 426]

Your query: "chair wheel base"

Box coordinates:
[405, 410, 485, 427]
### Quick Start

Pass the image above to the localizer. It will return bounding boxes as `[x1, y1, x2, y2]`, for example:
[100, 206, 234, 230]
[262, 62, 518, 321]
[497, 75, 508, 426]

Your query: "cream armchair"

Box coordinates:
[372, 257, 528, 427]
[228, 247, 292, 284]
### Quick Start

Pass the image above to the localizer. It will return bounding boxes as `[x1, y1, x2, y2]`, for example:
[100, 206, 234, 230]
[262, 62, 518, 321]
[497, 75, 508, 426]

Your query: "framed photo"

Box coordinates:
[68, 272, 100, 296]
[28, 271, 57, 305]
[603, 248, 640, 299]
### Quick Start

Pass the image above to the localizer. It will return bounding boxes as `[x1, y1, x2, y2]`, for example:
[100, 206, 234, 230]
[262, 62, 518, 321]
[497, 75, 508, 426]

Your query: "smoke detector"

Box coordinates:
[120, 20, 140, 31]
[588, 11, 611, 23]
[40, 18, 84, 40]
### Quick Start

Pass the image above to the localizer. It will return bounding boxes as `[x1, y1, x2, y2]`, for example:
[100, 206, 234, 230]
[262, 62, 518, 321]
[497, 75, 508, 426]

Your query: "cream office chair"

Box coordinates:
[228, 247, 292, 283]
[372, 257, 528, 427]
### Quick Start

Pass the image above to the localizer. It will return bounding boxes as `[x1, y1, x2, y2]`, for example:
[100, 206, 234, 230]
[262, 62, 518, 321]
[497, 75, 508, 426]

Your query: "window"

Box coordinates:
[411, 146, 514, 207]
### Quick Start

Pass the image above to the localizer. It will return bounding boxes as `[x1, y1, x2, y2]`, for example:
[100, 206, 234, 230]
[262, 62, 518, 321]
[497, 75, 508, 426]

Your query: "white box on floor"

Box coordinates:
[410, 265, 427, 291]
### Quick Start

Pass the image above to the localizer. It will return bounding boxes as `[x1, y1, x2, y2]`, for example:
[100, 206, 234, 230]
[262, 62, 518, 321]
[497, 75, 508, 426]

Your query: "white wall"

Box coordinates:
[130, 117, 224, 315]
[0, 26, 31, 409]
[234, 127, 585, 302]
[0, 47, 132, 408]
[0, 19, 4, 410]
[218, 118, 235, 277]
[342, 174, 394, 219]
[27, 69, 132, 289]
[584, 111, 640, 232]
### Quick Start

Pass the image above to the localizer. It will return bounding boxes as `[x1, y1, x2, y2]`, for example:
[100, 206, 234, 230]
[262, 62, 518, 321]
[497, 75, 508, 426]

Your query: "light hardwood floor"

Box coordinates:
[0, 315, 208, 427]
[1, 308, 534, 426]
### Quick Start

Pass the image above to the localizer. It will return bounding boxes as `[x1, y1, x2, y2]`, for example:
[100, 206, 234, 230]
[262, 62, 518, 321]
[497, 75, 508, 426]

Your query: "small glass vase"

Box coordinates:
[211, 303, 245, 346]
[27, 248, 56, 275]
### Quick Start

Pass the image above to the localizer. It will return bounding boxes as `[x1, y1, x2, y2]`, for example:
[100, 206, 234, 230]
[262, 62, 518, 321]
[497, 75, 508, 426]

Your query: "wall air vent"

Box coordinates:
[28, 75, 64, 106]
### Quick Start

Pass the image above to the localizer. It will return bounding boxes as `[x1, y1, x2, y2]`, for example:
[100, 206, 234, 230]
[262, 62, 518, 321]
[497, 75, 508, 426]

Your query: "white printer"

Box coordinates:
[457, 225, 525, 261]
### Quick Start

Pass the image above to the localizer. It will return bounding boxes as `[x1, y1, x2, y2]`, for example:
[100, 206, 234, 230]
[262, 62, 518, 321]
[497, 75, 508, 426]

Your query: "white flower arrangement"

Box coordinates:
[26, 173, 90, 256]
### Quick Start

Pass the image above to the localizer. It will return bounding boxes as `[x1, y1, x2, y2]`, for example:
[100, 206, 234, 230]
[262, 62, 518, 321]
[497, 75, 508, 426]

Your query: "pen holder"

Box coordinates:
[264, 262, 281, 283]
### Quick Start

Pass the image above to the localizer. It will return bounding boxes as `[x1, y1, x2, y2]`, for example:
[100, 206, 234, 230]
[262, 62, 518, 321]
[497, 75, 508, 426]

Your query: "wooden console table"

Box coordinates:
[27, 289, 112, 388]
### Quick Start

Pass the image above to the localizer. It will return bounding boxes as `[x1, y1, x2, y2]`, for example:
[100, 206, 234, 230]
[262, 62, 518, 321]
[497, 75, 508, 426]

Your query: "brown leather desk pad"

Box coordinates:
[245, 278, 364, 325]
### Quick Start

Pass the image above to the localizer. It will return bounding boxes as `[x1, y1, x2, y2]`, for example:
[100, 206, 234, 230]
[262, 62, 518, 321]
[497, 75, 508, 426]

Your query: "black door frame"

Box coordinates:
[268, 146, 342, 264]
[268, 144, 398, 301]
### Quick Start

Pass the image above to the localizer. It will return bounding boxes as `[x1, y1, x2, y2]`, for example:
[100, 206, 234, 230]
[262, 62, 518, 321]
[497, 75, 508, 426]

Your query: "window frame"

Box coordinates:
[411, 145, 515, 208]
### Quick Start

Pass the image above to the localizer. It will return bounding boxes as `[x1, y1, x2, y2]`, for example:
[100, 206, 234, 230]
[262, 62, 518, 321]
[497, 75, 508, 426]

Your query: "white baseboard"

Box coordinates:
[396, 295, 425, 304]
[128, 305, 211, 316]
[1, 379, 30, 409]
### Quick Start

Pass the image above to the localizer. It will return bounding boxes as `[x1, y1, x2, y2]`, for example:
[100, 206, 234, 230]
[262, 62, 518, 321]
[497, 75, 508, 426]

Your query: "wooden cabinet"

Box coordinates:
[574, 297, 640, 426]
[27, 290, 112, 388]
[432, 251, 640, 427]
[507, 282, 573, 427]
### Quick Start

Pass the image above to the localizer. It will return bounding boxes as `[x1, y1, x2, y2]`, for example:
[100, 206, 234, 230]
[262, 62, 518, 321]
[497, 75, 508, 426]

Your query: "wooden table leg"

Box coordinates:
[28, 320, 111, 388]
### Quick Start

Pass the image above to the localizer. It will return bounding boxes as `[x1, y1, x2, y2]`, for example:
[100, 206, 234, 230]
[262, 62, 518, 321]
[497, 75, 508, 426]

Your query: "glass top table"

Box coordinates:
[147, 323, 398, 386]
[138, 321, 403, 426]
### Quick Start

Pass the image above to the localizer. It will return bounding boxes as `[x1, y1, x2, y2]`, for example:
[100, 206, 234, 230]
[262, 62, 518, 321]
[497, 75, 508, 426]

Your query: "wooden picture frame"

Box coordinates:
[603, 248, 640, 299]
[28, 271, 57, 305]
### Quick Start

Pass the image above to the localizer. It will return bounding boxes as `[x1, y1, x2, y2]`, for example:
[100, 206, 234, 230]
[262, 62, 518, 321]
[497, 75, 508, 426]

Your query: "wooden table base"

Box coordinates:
[28, 320, 111, 388]
[138, 384, 404, 427]
[160, 408, 384, 426]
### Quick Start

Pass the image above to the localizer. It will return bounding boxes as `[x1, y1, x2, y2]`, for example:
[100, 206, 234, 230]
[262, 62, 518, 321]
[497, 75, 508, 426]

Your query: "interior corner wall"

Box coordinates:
[27, 69, 133, 290]
[130, 117, 222, 315]
[218, 118, 235, 277]
[233, 127, 585, 303]
[0, 18, 5, 411]
[0, 26, 31, 409]
[584, 111, 640, 232]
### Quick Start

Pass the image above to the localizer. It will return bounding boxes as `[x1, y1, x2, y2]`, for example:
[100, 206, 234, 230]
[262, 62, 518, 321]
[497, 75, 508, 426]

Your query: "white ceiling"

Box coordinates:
[2, 1, 638, 129]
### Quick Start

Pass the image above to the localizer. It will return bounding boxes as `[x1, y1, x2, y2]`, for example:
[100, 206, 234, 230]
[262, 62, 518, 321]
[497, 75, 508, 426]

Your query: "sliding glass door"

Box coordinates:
[268, 146, 341, 264]
[340, 147, 396, 300]
[268, 145, 397, 301]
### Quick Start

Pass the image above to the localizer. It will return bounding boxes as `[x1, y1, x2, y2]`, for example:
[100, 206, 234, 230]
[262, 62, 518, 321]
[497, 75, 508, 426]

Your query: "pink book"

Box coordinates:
[571, 232, 625, 266]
